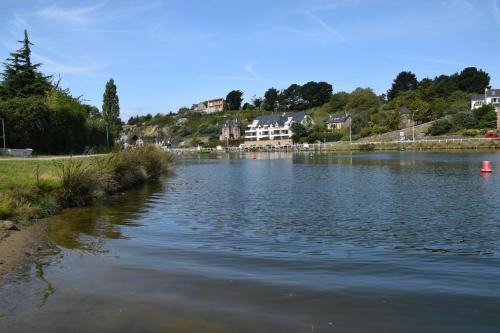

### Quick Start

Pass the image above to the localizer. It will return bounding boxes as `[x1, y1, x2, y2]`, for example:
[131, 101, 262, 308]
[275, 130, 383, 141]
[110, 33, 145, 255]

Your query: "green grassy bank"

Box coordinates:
[0, 146, 173, 223]
[323, 139, 500, 152]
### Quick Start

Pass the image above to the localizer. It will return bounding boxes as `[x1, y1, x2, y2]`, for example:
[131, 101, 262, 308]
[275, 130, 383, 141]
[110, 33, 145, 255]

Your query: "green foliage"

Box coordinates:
[290, 122, 308, 143]
[226, 90, 243, 110]
[56, 158, 102, 207]
[387, 71, 418, 100]
[329, 92, 350, 113]
[0, 195, 15, 219]
[463, 129, 481, 137]
[427, 118, 453, 136]
[0, 97, 52, 152]
[264, 87, 280, 111]
[0, 31, 108, 154]
[457, 67, 490, 93]
[0, 30, 51, 99]
[102, 78, 121, 138]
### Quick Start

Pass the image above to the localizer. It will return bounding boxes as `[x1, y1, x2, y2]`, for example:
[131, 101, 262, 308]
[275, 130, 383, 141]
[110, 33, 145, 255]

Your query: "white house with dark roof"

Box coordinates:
[326, 115, 351, 130]
[471, 88, 500, 110]
[244, 112, 311, 146]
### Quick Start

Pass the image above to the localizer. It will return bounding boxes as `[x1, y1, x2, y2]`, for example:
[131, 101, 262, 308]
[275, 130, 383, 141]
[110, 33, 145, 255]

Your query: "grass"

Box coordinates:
[323, 139, 500, 152]
[0, 146, 173, 223]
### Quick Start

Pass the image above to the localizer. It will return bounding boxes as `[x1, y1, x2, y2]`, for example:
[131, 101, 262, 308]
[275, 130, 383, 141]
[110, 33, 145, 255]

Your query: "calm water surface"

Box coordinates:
[1, 152, 500, 332]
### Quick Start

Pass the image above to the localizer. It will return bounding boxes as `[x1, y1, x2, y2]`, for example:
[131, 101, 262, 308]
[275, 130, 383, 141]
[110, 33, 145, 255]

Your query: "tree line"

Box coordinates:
[0, 30, 121, 154]
[223, 81, 333, 111]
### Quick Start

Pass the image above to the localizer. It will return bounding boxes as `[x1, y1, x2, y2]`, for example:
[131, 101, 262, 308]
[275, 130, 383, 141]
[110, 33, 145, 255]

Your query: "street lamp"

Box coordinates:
[412, 109, 418, 142]
[347, 113, 352, 144]
[0, 118, 5, 152]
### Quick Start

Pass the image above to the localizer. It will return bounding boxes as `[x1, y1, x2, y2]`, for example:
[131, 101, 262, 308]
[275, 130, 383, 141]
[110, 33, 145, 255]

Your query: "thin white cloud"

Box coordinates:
[11, 14, 28, 30]
[32, 53, 105, 75]
[306, 11, 345, 42]
[37, 3, 105, 24]
[244, 63, 259, 78]
[205, 75, 289, 86]
[384, 53, 465, 67]
[493, 0, 500, 25]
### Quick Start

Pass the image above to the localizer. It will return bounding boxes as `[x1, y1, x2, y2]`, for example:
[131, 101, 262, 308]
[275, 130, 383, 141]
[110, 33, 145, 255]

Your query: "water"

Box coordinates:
[1, 152, 500, 332]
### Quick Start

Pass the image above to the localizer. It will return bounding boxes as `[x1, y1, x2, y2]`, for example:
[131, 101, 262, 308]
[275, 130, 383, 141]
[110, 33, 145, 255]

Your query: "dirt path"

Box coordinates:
[0, 222, 47, 286]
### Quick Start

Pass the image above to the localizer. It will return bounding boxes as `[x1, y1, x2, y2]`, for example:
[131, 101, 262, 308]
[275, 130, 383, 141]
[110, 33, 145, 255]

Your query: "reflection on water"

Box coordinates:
[47, 182, 164, 252]
[1, 152, 500, 333]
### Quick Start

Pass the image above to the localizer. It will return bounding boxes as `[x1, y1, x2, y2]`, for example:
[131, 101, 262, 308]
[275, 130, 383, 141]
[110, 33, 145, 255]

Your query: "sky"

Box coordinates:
[1, 0, 500, 120]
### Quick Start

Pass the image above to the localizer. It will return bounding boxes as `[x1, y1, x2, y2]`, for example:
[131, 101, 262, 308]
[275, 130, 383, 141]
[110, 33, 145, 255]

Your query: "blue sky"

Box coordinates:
[1, 0, 499, 119]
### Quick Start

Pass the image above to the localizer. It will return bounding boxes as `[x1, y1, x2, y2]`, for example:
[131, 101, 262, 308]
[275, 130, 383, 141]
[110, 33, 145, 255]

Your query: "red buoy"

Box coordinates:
[481, 161, 492, 173]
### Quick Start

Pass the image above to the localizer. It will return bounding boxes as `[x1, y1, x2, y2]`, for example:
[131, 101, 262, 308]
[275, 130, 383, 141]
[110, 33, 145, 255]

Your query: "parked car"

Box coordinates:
[484, 132, 500, 139]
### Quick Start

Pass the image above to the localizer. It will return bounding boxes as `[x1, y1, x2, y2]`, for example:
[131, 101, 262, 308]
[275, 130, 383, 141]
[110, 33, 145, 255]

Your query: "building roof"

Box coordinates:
[253, 112, 307, 127]
[327, 115, 350, 124]
[486, 89, 500, 98]
[471, 94, 485, 101]
[208, 98, 224, 103]
[471, 89, 500, 101]
[400, 106, 409, 114]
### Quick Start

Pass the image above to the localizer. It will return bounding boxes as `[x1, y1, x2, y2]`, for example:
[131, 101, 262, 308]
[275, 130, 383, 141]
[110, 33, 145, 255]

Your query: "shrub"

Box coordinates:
[427, 118, 453, 136]
[463, 129, 481, 137]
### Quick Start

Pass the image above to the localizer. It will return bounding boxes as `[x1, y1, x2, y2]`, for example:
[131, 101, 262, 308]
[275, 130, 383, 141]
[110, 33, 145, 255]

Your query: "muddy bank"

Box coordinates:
[0, 221, 47, 285]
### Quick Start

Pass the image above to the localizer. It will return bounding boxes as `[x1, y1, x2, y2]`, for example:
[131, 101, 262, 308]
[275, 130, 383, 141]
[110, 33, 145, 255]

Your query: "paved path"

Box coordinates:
[0, 154, 105, 161]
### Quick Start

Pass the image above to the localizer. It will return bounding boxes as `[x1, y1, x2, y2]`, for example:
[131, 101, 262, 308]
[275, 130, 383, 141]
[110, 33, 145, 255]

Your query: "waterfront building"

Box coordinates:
[244, 112, 311, 146]
[219, 120, 242, 144]
[470, 88, 500, 129]
[470, 88, 500, 110]
[326, 115, 351, 130]
[206, 98, 225, 113]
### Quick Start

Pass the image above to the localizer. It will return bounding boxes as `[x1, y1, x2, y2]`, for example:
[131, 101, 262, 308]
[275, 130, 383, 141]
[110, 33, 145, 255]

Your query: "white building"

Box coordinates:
[244, 112, 311, 146]
[326, 115, 351, 130]
[471, 88, 500, 110]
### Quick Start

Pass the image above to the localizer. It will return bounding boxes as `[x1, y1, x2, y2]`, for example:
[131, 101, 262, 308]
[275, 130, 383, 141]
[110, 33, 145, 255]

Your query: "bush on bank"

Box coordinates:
[1, 146, 173, 222]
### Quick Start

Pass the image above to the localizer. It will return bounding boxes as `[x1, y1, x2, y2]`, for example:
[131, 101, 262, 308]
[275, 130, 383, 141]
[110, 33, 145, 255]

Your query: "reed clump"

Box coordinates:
[0, 145, 173, 222]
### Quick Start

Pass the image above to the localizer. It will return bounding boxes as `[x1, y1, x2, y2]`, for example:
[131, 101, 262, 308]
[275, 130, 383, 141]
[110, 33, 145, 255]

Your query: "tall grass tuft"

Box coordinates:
[55, 158, 101, 207]
[54, 145, 173, 207]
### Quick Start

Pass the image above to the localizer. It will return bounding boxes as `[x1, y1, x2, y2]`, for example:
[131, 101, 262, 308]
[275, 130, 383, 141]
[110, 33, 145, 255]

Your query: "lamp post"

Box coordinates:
[412, 109, 417, 142]
[348, 113, 352, 144]
[1, 118, 5, 151]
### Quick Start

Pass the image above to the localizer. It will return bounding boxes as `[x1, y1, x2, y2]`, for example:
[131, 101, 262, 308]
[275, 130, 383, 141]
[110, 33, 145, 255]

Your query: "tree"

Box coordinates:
[290, 122, 308, 143]
[252, 96, 263, 108]
[387, 71, 418, 100]
[225, 90, 243, 110]
[0, 30, 51, 99]
[102, 78, 121, 141]
[457, 67, 490, 94]
[329, 92, 350, 113]
[347, 88, 380, 132]
[281, 84, 304, 110]
[263, 88, 280, 112]
[301, 81, 333, 108]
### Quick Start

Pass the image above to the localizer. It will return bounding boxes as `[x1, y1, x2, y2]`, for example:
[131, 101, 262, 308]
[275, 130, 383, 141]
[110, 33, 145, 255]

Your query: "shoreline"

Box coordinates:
[0, 147, 173, 287]
[0, 221, 47, 285]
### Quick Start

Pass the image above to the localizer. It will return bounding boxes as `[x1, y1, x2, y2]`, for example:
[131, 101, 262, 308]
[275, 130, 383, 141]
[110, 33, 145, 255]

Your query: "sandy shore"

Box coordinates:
[0, 222, 46, 286]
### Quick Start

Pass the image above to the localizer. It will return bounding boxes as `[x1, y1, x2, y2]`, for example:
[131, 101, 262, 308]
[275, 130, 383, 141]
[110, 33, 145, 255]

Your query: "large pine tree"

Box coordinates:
[0, 30, 51, 99]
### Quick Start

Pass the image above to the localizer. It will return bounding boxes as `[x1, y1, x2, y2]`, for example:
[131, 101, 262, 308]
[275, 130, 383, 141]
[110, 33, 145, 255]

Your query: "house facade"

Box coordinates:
[207, 98, 225, 113]
[471, 88, 500, 110]
[471, 88, 500, 129]
[244, 112, 311, 146]
[326, 115, 351, 130]
[219, 120, 242, 143]
[191, 102, 207, 112]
